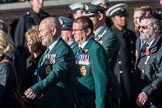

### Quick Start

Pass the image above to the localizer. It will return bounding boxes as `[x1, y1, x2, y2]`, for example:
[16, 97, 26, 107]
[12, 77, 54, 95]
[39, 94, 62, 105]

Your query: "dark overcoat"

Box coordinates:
[110, 25, 136, 108]
[134, 34, 162, 108]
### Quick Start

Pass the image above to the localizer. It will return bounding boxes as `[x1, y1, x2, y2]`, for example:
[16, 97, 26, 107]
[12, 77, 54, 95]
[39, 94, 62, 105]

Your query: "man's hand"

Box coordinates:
[24, 88, 36, 100]
[136, 91, 148, 107]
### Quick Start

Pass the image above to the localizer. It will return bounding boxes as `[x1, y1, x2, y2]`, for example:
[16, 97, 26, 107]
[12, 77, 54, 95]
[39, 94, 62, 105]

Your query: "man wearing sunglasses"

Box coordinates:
[133, 6, 152, 59]
[106, 3, 137, 108]
[134, 11, 162, 108]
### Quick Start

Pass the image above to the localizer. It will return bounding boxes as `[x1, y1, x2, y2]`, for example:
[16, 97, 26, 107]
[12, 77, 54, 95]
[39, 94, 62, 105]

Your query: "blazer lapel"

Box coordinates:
[95, 25, 107, 38]
[38, 38, 63, 66]
[83, 37, 94, 50]
[49, 38, 62, 54]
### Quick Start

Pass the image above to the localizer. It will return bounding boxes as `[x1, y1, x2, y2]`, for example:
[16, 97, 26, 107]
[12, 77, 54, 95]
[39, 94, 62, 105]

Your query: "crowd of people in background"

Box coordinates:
[0, 0, 162, 108]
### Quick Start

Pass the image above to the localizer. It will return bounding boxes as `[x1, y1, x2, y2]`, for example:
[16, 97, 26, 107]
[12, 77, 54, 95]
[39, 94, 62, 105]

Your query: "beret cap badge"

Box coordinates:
[145, 11, 150, 17]
[120, 7, 124, 12]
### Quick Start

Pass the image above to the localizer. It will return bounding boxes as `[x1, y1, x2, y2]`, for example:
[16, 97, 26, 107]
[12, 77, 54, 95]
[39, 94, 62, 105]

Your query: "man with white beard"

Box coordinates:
[134, 11, 162, 108]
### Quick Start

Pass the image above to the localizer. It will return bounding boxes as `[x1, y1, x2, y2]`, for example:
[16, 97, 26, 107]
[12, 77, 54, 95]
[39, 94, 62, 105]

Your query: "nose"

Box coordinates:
[139, 26, 143, 33]
[38, 33, 42, 38]
[27, 41, 30, 46]
[133, 18, 136, 23]
[72, 30, 75, 35]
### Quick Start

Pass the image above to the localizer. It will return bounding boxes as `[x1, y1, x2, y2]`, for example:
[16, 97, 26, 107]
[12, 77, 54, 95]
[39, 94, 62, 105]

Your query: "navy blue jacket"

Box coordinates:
[134, 34, 162, 108]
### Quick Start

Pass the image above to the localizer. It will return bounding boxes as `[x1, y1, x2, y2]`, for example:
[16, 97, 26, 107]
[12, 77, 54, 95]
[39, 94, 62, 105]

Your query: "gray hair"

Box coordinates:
[149, 17, 161, 33]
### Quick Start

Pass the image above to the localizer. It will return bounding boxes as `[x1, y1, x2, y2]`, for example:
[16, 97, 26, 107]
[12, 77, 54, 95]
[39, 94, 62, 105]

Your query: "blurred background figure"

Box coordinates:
[69, 2, 85, 20]
[106, 3, 136, 108]
[0, 30, 21, 108]
[0, 0, 17, 3]
[14, 0, 49, 56]
[91, 0, 109, 9]
[58, 16, 77, 52]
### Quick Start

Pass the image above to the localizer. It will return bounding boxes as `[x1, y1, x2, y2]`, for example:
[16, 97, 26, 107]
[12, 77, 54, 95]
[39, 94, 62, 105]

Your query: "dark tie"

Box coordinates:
[141, 43, 149, 52]
[41, 48, 50, 65]
[140, 40, 145, 49]
[77, 47, 82, 54]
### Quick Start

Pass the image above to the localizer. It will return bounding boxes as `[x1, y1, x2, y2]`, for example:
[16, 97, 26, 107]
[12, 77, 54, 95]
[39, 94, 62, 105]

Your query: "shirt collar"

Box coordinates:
[79, 36, 93, 48]
[146, 38, 155, 49]
[67, 41, 75, 46]
[48, 36, 61, 52]
[94, 23, 106, 36]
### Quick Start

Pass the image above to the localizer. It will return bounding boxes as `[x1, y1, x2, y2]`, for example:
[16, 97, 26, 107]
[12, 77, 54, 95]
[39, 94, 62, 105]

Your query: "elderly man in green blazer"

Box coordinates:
[24, 17, 76, 108]
[72, 16, 109, 108]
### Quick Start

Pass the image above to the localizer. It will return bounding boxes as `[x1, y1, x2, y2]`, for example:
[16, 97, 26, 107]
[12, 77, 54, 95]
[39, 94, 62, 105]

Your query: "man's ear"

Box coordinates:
[85, 28, 92, 36]
[111, 16, 115, 22]
[98, 13, 104, 21]
[154, 27, 159, 33]
[51, 27, 56, 36]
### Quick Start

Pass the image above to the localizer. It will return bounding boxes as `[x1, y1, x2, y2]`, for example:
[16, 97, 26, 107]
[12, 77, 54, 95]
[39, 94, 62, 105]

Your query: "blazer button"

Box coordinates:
[118, 61, 122, 64]
[131, 70, 134, 73]
[131, 51, 134, 54]
[120, 71, 123, 74]
[131, 60, 134, 64]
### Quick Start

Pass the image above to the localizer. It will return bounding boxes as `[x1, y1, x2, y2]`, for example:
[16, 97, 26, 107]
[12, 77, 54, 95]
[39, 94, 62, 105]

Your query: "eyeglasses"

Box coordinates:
[72, 29, 84, 32]
[138, 26, 149, 30]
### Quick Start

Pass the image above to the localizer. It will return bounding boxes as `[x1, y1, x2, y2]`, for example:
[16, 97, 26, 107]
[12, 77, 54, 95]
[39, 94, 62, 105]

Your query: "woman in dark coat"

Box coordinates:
[0, 30, 21, 108]
[23, 25, 45, 108]
[23, 25, 45, 92]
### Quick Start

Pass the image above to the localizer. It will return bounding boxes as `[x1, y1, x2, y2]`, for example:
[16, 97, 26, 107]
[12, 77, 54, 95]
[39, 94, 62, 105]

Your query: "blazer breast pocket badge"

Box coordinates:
[46, 65, 52, 75]
[76, 54, 90, 65]
[80, 66, 87, 76]
[45, 54, 56, 64]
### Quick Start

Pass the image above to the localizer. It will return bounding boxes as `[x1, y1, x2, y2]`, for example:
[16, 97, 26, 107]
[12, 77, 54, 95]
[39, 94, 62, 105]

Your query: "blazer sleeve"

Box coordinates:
[91, 47, 109, 108]
[102, 29, 119, 59]
[14, 16, 26, 48]
[142, 61, 162, 96]
[31, 49, 73, 96]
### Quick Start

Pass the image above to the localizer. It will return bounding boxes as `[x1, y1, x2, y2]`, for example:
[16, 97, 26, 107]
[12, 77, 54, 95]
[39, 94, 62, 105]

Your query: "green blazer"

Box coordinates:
[95, 24, 119, 65]
[75, 37, 109, 108]
[31, 38, 76, 108]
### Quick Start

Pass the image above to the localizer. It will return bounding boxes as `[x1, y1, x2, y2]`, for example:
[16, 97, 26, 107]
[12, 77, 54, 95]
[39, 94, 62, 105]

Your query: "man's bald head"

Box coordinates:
[40, 17, 62, 35]
[39, 17, 62, 46]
